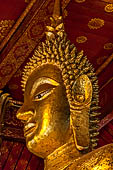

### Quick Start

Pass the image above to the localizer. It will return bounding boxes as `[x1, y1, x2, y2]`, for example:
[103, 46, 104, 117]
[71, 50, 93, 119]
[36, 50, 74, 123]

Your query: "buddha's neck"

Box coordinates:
[44, 141, 81, 170]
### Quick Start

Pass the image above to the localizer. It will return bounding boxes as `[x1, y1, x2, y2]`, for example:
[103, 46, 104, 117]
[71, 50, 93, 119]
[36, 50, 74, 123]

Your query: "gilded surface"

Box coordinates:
[67, 144, 113, 170]
[88, 18, 104, 29]
[105, 4, 113, 13]
[16, 0, 113, 169]
[0, 20, 14, 43]
[104, 42, 113, 50]
[76, 36, 87, 43]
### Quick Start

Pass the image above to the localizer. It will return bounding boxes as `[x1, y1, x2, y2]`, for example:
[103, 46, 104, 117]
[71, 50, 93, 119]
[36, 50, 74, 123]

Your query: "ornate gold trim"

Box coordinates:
[88, 18, 104, 30]
[104, 42, 113, 50]
[0, 0, 71, 52]
[76, 36, 87, 43]
[104, 4, 113, 13]
[0, 0, 37, 51]
[0, 20, 14, 43]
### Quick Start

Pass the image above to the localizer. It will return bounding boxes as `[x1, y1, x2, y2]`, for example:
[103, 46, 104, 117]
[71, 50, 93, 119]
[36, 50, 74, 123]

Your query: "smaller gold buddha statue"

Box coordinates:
[16, 0, 113, 169]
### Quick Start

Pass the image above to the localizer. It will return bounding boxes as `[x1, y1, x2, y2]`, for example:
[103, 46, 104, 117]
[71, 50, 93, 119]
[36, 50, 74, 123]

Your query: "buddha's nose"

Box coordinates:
[16, 104, 34, 121]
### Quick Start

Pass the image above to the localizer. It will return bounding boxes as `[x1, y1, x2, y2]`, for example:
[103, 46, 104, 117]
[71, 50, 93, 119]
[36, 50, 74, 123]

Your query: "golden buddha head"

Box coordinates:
[17, 0, 100, 159]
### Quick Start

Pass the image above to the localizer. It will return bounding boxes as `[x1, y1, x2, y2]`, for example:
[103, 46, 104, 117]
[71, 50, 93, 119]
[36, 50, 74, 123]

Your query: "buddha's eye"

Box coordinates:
[34, 89, 52, 101]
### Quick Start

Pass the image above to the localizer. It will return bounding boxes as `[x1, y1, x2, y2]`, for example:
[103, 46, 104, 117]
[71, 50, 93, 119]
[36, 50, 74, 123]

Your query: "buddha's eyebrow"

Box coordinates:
[30, 77, 59, 96]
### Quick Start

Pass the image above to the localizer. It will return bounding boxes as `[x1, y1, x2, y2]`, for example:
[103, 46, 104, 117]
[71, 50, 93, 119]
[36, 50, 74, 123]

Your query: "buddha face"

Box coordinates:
[17, 64, 71, 158]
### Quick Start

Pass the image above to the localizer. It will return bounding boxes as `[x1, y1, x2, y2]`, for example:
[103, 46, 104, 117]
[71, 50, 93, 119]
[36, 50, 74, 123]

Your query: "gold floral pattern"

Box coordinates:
[28, 23, 44, 39]
[75, 0, 86, 3]
[104, 43, 113, 50]
[76, 36, 87, 43]
[88, 18, 104, 29]
[0, 20, 14, 43]
[0, 65, 12, 76]
[104, 4, 113, 12]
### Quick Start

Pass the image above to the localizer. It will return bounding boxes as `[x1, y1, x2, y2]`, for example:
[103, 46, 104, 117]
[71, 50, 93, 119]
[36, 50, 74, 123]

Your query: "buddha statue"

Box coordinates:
[16, 0, 113, 169]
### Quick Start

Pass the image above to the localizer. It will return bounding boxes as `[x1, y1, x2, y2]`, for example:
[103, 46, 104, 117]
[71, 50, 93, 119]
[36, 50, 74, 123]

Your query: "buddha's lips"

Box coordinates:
[24, 123, 36, 137]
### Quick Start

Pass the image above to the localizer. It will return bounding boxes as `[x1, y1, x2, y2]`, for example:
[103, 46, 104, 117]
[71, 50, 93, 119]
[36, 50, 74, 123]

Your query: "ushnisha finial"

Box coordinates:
[53, 0, 61, 20]
[45, 0, 64, 39]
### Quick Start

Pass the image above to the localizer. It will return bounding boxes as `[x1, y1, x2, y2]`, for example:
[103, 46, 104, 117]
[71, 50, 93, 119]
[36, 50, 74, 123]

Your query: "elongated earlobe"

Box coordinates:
[70, 75, 92, 150]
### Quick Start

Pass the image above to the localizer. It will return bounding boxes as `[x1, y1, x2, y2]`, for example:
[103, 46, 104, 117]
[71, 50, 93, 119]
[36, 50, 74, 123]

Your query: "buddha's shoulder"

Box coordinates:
[66, 143, 113, 170]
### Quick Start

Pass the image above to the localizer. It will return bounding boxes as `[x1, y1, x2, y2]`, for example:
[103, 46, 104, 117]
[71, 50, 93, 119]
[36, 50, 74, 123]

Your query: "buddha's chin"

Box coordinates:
[26, 139, 42, 157]
[25, 130, 63, 158]
[27, 146, 45, 158]
[26, 137, 49, 158]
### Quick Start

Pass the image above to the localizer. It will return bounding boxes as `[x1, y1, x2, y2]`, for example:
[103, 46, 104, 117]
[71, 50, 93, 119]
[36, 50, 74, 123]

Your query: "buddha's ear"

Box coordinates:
[70, 74, 92, 151]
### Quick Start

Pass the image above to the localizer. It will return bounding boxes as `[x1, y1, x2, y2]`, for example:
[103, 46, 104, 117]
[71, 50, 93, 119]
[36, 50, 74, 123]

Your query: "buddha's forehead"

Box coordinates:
[25, 64, 63, 93]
